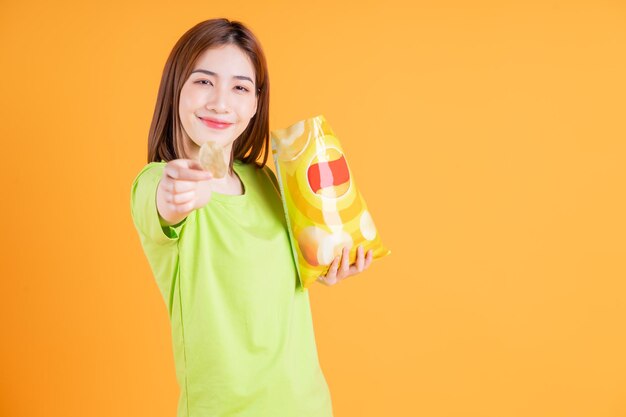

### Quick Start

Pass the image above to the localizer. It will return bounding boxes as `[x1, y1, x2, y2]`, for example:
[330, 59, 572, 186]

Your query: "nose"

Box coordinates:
[206, 84, 230, 113]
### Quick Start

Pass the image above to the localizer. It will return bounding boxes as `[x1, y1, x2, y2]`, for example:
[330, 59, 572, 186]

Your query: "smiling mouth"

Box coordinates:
[198, 117, 233, 129]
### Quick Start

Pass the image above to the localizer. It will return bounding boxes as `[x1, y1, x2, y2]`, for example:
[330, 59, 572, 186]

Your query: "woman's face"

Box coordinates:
[178, 44, 258, 159]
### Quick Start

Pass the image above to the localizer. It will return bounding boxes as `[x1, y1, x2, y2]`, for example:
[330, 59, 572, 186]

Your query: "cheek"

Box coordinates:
[179, 85, 202, 110]
[178, 91, 189, 116]
[178, 93, 197, 132]
[180, 101, 203, 131]
[180, 96, 195, 113]
[178, 100, 191, 125]
[239, 98, 257, 118]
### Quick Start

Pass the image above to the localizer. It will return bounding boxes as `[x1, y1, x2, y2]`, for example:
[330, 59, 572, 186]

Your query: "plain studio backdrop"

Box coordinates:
[1, 1, 625, 416]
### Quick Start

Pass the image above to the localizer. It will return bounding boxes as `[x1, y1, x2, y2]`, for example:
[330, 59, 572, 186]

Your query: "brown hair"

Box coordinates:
[147, 18, 270, 172]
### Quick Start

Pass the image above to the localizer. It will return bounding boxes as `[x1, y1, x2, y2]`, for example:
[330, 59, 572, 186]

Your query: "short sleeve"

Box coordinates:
[130, 162, 187, 245]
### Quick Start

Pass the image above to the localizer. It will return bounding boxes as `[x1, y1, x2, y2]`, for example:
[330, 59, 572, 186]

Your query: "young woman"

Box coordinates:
[130, 18, 372, 417]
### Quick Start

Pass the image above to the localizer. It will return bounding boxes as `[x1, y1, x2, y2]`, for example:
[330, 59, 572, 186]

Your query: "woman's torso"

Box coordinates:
[131, 160, 334, 417]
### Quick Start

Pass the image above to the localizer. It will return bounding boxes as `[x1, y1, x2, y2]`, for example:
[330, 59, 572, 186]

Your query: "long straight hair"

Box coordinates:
[147, 18, 270, 172]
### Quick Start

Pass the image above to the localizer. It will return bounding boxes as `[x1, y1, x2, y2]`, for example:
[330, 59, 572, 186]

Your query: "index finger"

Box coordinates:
[166, 159, 212, 181]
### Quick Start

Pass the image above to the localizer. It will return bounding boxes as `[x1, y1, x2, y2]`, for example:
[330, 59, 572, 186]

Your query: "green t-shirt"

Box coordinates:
[130, 159, 334, 417]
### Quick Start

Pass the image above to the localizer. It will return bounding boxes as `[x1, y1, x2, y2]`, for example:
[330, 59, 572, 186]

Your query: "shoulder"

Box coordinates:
[263, 165, 280, 190]
[253, 162, 279, 188]
[131, 161, 167, 186]
[235, 160, 280, 195]
[235, 159, 275, 180]
[260, 164, 281, 196]
[130, 161, 167, 211]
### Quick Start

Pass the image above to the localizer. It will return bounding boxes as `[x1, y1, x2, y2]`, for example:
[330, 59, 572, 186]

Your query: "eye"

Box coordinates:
[235, 86, 250, 92]
[195, 79, 212, 86]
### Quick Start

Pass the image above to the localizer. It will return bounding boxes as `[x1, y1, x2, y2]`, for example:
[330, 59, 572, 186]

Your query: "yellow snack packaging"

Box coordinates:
[271, 115, 390, 290]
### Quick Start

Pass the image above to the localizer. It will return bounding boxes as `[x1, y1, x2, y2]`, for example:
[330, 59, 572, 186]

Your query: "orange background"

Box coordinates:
[1, 1, 625, 416]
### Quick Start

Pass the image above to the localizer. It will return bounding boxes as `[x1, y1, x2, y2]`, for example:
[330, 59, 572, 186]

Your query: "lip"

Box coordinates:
[198, 116, 234, 129]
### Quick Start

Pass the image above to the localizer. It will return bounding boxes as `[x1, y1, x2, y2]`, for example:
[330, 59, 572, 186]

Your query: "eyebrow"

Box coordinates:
[190, 69, 254, 84]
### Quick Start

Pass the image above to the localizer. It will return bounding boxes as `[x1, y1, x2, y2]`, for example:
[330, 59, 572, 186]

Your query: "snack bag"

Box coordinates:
[271, 115, 390, 290]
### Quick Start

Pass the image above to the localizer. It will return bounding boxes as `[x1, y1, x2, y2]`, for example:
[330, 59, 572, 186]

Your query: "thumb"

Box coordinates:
[166, 159, 212, 180]
[169, 158, 204, 171]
